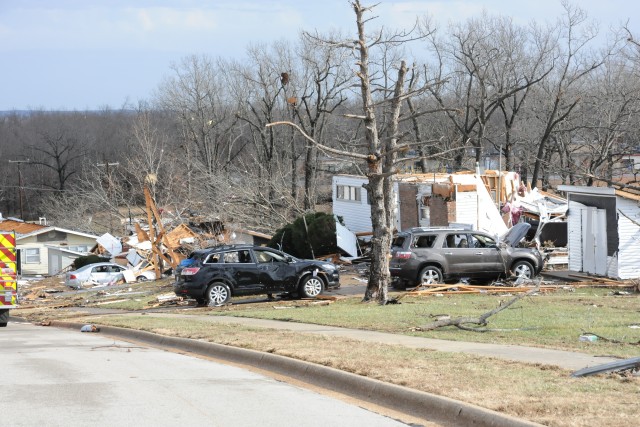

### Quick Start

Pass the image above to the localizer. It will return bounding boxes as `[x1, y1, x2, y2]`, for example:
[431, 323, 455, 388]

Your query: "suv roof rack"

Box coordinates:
[202, 243, 255, 251]
[407, 227, 468, 233]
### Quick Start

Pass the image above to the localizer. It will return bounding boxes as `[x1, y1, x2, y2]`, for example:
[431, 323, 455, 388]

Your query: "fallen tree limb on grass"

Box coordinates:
[417, 286, 540, 332]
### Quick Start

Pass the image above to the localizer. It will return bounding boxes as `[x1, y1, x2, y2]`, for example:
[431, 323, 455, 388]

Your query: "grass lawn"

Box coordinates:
[175, 287, 640, 358]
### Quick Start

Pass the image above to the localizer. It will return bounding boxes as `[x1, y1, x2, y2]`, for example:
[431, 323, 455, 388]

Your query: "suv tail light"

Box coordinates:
[181, 267, 201, 276]
[393, 251, 412, 259]
[69, 274, 77, 280]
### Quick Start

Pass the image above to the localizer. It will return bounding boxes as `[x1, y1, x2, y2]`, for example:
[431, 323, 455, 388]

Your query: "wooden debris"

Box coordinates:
[405, 283, 553, 296]
[156, 293, 181, 303]
[568, 273, 620, 284]
[315, 295, 338, 301]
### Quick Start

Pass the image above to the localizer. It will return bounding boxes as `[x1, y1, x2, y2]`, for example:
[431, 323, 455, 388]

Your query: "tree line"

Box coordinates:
[1, 2, 639, 294]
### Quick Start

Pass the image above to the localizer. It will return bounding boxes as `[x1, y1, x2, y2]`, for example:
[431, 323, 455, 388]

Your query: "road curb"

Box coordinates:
[50, 320, 541, 427]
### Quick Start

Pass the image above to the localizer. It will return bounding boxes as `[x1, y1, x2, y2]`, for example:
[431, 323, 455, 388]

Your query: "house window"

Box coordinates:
[68, 245, 90, 253]
[25, 248, 40, 264]
[337, 184, 362, 202]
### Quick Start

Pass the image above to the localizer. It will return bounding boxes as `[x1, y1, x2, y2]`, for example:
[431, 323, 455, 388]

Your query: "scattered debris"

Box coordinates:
[80, 324, 100, 332]
[579, 331, 640, 346]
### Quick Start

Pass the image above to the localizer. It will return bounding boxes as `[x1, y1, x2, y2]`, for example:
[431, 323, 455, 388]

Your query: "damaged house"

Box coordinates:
[559, 185, 640, 279]
[333, 172, 524, 238]
[0, 217, 98, 276]
[332, 172, 568, 265]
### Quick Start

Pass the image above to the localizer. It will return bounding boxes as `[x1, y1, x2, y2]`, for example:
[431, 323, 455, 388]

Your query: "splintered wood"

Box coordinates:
[406, 283, 555, 296]
[405, 277, 639, 296]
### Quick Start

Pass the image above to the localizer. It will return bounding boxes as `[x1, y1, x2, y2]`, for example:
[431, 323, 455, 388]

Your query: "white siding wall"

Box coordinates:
[332, 176, 372, 233]
[567, 200, 584, 272]
[332, 175, 402, 234]
[19, 239, 49, 275]
[607, 254, 619, 279]
[616, 197, 640, 279]
[455, 191, 478, 229]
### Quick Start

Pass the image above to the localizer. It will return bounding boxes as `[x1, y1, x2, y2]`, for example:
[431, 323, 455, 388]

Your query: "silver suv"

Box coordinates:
[389, 223, 544, 288]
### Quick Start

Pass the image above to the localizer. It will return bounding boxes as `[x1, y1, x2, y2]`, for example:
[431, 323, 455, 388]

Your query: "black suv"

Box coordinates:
[173, 244, 340, 306]
[390, 223, 544, 288]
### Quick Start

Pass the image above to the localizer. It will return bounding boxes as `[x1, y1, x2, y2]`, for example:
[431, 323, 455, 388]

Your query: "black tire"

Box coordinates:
[418, 266, 443, 285]
[512, 260, 534, 280]
[0, 309, 9, 327]
[136, 276, 148, 282]
[299, 275, 324, 299]
[206, 282, 231, 306]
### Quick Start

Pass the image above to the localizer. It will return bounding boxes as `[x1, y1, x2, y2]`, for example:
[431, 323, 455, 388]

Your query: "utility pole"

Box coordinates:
[8, 160, 30, 220]
[97, 158, 120, 234]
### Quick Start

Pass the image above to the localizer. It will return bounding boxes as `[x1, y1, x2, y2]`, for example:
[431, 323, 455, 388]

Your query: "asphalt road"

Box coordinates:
[1, 321, 409, 427]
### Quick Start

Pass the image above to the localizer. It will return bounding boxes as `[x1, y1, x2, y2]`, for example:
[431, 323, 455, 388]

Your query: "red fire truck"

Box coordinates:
[0, 233, 17, 327]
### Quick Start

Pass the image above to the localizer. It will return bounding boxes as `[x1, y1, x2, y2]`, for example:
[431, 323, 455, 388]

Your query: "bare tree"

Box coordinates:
[528, 1, 608, 188]
[27, 126, 86, 191]
[292, 31, 352, 209]
[554, 56, 640, 186]
[269, 1, 442, 304]
[155, 55, 236, 175]
[227, 41, 300, 215]
[425, 12, 551, 170]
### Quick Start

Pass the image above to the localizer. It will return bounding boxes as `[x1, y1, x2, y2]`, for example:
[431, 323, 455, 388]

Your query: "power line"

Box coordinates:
[8, 159, 31, 219]
[0, 184, 63, 192]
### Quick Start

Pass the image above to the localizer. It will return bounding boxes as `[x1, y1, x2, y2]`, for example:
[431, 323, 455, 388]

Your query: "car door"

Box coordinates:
[440, 233, 482, 277]
[468, 233, 505, 278]
[221, 250, 263, 294]
[88, 265, 112, 285]
[253, 249, 298, 292]
[106, 265, 126, 283]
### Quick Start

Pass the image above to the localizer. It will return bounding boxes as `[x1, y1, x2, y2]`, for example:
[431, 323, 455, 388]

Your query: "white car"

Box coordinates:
[65, 262, 126, 289]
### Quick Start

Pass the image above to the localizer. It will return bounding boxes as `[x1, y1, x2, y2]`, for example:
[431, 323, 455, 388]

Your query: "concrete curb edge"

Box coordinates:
[50, 320, 541, 427]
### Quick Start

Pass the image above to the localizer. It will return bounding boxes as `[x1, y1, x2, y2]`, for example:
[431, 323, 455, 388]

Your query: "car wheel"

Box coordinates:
[136, 275, 148, 282]
[0, 309, 9, 327]
[419, 266, 443, 285]
[512, 260, 534, 279]
[299, 275, 324, 298]
[206, 282, 231, 306]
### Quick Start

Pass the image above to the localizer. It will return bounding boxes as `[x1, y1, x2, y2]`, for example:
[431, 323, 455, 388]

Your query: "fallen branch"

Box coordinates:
[417, 286, 540, 331]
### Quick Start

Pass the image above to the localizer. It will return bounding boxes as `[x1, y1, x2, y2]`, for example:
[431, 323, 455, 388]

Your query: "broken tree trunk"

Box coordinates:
[418, 286, 540, 331]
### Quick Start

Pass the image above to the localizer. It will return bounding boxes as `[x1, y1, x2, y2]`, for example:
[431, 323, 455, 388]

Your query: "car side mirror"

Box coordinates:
[284, 256, 293, 263]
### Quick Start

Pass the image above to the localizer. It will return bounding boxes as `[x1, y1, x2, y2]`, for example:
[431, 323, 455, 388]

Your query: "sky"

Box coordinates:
[1, 0, 638, 111]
